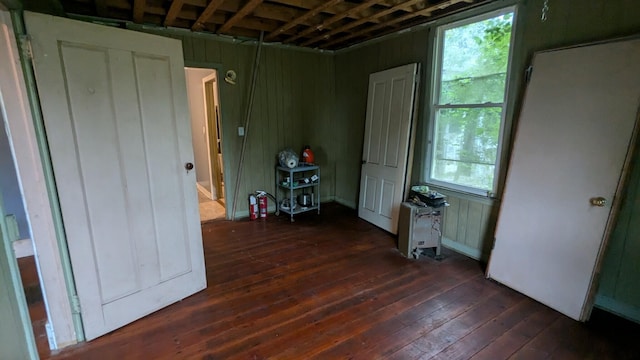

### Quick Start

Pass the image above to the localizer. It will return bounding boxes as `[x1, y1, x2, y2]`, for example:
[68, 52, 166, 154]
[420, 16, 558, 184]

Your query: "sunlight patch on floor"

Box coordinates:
[198, 188, 225, 222]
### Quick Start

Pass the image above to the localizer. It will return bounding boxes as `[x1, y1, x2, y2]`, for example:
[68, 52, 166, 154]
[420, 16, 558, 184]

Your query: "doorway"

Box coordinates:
[184, 67, 226, 222]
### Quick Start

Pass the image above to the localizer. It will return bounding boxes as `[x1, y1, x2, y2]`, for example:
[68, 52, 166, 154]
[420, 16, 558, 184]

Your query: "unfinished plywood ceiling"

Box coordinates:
[59, 0, 490, 50]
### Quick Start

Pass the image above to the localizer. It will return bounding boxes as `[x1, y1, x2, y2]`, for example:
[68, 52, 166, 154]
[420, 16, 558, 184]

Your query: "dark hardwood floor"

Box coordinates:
[22, 203, 640, 359]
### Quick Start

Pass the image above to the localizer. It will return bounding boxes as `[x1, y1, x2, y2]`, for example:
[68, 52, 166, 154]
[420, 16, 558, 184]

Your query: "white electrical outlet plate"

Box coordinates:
[238, 126, 245, 136]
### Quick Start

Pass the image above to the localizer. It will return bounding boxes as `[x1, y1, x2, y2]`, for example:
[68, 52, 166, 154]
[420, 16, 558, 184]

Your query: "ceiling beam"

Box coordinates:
[264, 0, 342, 41]
[132, 0, 145, 23]
[192, 0, 225, 31]
[218, 0, 263, 34]
[322, 0, 473, 49]
[164, 0, 184, 26]
[269, 0, 381, 20]
[301, 0, 423, 47]
[284, 0, 380, 44]
[217, 2, 316, 27]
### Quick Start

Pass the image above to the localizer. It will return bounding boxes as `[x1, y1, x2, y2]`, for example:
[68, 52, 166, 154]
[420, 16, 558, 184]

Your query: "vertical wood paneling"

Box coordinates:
[465, 201, 484, 249]
[137, 1, 640, 280]
[181, 36, 195, 63]
[191, 37, 206, 63]
[616, 196, 640, 303]
[456, 199, 469, 244]
[148, 31, 337, 216]
[596, 138, 640, 321]
[443, 196, 459, 241]
[334, 0, 640, 265]
[334, 29, 429, 208]
[204, 40, 220, 64]
[479, 203, 498, 259]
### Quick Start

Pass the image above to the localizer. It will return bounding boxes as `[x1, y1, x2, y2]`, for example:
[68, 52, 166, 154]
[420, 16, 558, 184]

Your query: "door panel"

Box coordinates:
[358, 64, 419, 234]
[60, 45, 142, 302]
[135, 55, 193, 281]
[25, 12, 206, 340]
[367, 82, 386, 165]
[385, 78, 407, 167]
[363, 176, 377, 211]
[380, 180, 395, 219]
[487, 39, 640, 320]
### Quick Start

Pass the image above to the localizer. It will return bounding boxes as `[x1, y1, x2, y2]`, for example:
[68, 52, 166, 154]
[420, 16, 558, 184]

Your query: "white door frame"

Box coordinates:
[0, 10, 76, 348]
[202, 71, 225, 202]
[201, 71, 217, 200]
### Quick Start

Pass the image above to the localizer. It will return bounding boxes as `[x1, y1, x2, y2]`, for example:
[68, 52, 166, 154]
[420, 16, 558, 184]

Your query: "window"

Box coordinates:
[428, 8, 516, 195]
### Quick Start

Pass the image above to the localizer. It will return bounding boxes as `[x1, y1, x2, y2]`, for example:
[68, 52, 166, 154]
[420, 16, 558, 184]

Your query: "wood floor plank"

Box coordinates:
[313, 273, 489, 359]
[431, 297, 542, 359]
[394, 288, 524, 359]
[18, 203, 638, 360]
[469, 303, 560, 360]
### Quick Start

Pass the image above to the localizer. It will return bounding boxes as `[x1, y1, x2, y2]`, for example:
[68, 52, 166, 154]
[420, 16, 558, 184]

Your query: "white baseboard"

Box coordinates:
[333, 197, 356, 209]
[13, 238, 34, 258]
[441, 237, 481, 260]
[196, 182, 213, 200]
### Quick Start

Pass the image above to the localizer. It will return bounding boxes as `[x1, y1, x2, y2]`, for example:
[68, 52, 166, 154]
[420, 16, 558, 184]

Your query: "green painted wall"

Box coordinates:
[333, 29, 431, 207]
[333, 3, 512, 260]
[596, 140, 640, 323]
[18, 0, 640, 321]
[134, 29, 337, 217]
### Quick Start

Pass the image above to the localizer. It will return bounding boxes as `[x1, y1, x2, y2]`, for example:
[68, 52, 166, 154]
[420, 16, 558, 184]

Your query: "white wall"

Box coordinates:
[184, 67, 215, 191]
[1, 110, 31, 241]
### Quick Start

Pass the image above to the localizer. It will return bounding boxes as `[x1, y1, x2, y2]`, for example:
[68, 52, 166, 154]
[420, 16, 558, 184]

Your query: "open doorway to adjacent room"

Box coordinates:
[185, 67, 226, 222]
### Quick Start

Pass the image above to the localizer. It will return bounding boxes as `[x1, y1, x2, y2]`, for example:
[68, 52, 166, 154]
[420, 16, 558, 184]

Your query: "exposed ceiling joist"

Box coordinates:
[284, 0, 381, 44]
[323, 0, 472, 48]
[192, 0, 225, 31]
[264, 0, 343, 41]
[301, 0, 425, 47]
[132, 0, 145, 23]
[164, 0, 184, 26]
[56, 0, 487, 50]
[217, 0, 263, 33]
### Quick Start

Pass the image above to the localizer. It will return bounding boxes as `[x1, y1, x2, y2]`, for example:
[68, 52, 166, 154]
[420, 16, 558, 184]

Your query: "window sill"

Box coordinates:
[425, 183, 500, 205]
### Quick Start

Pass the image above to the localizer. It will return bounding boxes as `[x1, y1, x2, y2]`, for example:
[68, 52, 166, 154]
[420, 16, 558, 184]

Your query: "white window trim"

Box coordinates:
[425, 5, 518, 197]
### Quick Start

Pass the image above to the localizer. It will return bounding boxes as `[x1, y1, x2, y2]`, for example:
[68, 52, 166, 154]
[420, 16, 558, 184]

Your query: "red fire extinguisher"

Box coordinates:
[248, 193, 258, 220]
[256, 191, 267, 218]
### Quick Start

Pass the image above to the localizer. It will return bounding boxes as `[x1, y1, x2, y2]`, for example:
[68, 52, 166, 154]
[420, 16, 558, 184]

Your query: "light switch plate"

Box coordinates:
[238, 126, 245, 136]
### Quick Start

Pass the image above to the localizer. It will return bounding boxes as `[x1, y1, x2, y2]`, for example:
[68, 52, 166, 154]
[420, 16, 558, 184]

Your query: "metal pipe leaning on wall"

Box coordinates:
[231, 31, 264, 220]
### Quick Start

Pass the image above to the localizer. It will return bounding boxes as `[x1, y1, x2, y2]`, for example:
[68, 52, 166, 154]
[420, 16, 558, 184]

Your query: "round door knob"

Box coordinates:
[185, 162, 194, 171]
[590, 197, 607, 207]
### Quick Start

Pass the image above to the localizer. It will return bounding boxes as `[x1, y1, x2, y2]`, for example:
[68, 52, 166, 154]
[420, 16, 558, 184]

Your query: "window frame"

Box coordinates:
[425, 5, 518, 197]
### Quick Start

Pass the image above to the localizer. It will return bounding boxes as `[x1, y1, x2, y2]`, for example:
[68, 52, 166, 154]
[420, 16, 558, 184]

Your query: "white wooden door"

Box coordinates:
[358, 64, 419, 234]
[487, 39, 640, 321]
[25, 12, 206, 340]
